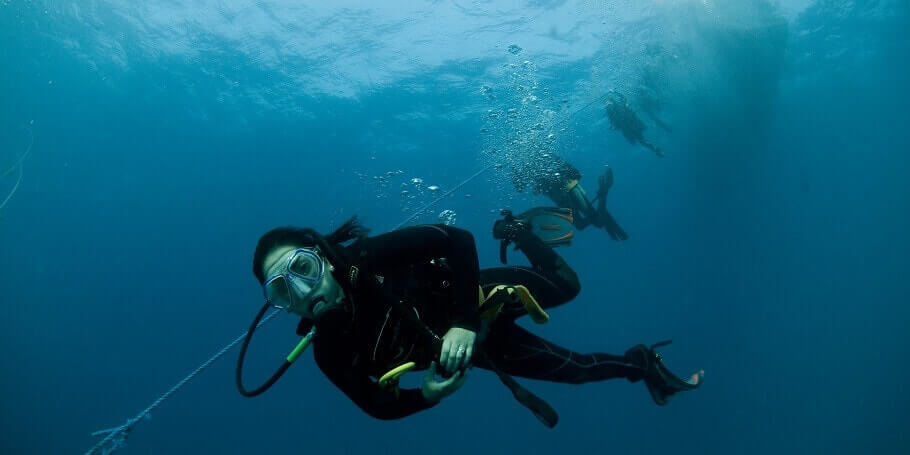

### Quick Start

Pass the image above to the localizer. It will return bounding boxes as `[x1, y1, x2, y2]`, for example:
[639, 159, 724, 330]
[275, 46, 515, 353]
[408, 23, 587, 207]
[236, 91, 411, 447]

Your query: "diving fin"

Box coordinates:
[600, 208, 629, 241]
[517, 206, 575, 247]
[494, 207, 575, 264]
[480, 351, 559, 428]
[495, 368, 559, 428]
[626, 341, 704, 406]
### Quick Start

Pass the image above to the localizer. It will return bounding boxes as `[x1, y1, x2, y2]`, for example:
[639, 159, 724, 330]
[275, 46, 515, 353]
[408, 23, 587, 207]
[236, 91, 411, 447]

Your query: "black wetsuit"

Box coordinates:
[302, 224, 640, 420]
[475, 230, 638, 383]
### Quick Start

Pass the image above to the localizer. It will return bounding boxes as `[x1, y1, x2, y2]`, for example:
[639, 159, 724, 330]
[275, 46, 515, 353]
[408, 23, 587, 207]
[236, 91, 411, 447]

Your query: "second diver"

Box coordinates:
[511, 153, 629, 242]
[605, 91, 664, 158]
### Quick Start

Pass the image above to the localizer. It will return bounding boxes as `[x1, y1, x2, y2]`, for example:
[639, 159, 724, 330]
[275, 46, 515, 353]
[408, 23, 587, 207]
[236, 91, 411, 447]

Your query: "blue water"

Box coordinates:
[1, 1, 908, 454]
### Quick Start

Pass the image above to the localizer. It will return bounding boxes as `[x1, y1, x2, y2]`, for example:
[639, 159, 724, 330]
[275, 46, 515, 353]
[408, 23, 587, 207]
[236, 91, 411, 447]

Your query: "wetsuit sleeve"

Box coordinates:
[358, 225, 481, 332]
[313, 338, 438, 420]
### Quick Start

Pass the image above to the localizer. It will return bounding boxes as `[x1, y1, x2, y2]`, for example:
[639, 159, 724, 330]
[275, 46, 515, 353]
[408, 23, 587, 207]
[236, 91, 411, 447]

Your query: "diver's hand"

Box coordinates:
[421, 361, 468, 402]
[597, 168, 614, 198]
[439, 327, 476, 373]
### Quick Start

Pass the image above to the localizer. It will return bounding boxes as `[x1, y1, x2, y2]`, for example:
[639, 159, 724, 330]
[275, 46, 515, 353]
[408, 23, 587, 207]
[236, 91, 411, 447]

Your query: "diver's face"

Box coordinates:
[262, 246, 345, 319]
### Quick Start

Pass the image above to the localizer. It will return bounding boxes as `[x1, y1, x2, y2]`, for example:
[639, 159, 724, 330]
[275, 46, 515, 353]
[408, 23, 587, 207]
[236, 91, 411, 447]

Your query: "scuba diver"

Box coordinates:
[605, 91, 664, 158]
[237, 216, 703, 425]
[512, 153, 629, 242]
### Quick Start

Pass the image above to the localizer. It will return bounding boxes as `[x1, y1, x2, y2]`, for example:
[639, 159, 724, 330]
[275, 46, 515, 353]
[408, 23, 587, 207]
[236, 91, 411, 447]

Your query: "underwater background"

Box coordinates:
[1, 0, 908, 453]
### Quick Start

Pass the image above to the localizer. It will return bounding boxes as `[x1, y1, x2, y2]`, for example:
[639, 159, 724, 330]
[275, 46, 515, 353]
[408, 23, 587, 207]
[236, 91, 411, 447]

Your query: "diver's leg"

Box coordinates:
[513, 229, 580, 299]
[573, 214, 593, 230]
[651, 114, 673, 133]
[476, 321, 641, 384]
[566, 185, 598, 221]
[477, 323, 704, 404]
[488, 215, 582, 310]
[480, 227, 582, 316]
[566, 184, 626, 235]
[480, 265, 577, 318]
[640, 139, 663, 157]
[595, 169, 629, 241]
[545, 191, 591, 231]
[550, 190, 592, 230]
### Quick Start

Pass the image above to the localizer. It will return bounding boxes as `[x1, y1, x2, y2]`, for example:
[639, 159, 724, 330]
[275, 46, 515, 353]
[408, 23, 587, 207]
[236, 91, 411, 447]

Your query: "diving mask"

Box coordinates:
[263, 247, 326, 313]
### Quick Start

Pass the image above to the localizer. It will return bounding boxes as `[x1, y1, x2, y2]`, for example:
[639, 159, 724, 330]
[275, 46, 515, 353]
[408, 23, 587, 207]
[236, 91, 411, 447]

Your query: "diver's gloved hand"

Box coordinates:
[625, 341, 704, 406]
[440, 326, 476, 374]
[421, 361, 468, 402]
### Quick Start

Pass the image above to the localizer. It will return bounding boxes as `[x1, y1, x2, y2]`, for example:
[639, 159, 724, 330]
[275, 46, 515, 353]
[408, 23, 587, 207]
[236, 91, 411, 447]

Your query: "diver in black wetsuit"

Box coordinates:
[605, 91, 664, 158]
[513, 153, 629, 241]
[240, 218, 702, 424]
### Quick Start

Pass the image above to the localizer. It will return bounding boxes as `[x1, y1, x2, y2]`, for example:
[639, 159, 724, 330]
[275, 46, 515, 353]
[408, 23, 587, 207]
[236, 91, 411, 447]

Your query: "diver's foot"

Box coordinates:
[642, 142, 663, 158]
[625, 342, 704, 406]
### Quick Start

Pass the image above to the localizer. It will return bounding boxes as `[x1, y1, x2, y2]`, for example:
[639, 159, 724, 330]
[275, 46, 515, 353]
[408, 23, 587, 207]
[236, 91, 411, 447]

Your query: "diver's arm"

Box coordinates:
[314, 341, 438, 420]
[359, 225, 481, 332]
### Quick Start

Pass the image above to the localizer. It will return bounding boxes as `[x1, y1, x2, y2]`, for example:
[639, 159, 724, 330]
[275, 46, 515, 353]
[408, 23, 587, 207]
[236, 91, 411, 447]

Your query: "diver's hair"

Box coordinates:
[252, 216, 369, 284]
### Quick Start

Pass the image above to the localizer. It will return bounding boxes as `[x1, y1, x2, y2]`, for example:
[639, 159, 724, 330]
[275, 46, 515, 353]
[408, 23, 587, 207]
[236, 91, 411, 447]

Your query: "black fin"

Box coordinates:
[481, 351, 559, 427]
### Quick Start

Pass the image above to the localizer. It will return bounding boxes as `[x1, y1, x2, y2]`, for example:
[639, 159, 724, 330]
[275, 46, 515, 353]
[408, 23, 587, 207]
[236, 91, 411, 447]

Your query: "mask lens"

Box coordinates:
[264, 276, 293, 310]
[288, 250, 323, 281]
[263, 248, 325, 313]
